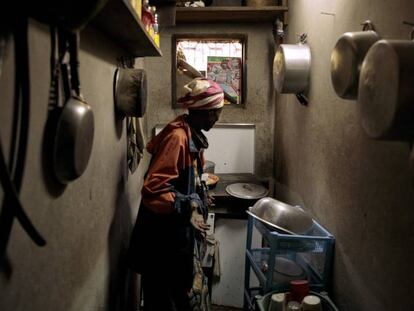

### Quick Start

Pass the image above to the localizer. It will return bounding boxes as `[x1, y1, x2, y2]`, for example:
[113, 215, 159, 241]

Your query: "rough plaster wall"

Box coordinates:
[145, 23, 275, 178]
[274, 0, 414, 310]
[0, 20, 148, 311]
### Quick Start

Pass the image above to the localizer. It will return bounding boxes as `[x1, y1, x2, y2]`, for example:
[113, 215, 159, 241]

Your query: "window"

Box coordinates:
[172, 34, 247, 108]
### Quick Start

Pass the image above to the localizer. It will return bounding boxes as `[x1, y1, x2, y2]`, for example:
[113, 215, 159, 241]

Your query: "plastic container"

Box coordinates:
[256, 290, 339, 311]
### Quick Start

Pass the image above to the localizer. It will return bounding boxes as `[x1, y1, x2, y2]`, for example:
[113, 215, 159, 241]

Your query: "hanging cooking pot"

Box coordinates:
[357, 29, 414, 140]
[330, 20, 380, 100]
[273, 33, 311, 94]
[53, 30, 94, 183]
[114, 68, 148, 118]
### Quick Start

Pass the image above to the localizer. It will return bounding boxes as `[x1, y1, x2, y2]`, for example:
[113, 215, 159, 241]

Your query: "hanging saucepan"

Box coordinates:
[330, 20, 380, 100]
[357, 28, 414, 140]
[114, 68, 148, 118]
[53, 31, 94, 183]
[273, 33, 311, 95]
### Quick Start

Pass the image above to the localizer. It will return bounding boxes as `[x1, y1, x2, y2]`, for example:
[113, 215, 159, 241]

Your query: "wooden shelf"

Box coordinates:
[92, 0, 162, 57]
[176, 6, 288, 23]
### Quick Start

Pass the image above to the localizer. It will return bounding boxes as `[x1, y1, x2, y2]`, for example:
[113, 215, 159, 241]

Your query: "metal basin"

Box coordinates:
[248, 197, 313, 235]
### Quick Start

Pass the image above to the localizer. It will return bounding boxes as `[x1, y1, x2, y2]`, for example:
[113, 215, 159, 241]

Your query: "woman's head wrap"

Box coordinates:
[178, 78, 224, 110]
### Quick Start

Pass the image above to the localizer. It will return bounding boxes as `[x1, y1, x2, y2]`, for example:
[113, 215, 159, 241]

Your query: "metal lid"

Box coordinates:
[226, 183, 268, 200]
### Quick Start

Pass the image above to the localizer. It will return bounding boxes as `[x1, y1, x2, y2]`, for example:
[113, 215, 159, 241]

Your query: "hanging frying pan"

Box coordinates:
[53, 30, 94, 184]
[330, 20, 380, 100]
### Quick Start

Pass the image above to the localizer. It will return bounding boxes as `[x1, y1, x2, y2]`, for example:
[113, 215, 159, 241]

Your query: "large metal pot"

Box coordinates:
[114, 68, 148, 118]
[330, 21, 380, 100]
[273, 37, 311, 94]
[357, 36, 414, 140]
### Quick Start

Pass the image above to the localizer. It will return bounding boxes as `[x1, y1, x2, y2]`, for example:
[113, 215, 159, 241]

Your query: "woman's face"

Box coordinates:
[189, 108, 223, 131]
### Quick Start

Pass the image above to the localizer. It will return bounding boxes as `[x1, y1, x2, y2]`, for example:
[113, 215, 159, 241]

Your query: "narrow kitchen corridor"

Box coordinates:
[1, 1, 414, 311]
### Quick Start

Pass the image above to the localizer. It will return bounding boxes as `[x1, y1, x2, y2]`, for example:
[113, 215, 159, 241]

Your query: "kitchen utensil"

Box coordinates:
[53, 30, 94, 184]
[357, 30, 414, 140]
[114, 68, 148, 117]
[246, 210, 295, 235]
[249, 197, 313, 235]
[205, 173, 219, 188]
[287, 301, 301, 311]
[290, 280, 310, 303]
[257, 290, 339, 311]
[268, 293, 286, 311]
[226, 182, 268, 200]
[273, 33, 311, 94]
[272, 256, 306, 284]
[330, 20, 380, 100]
[302, 295, 323, 311]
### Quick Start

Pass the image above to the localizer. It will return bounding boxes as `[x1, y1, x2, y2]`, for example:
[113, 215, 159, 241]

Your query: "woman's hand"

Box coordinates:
[190, 200, 210, 235]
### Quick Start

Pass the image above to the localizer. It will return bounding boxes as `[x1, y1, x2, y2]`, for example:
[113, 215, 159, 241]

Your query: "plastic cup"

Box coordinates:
[290, 280, 309, 303]
[287, 301, 301, 311]
[268, 293, 286, 311]
[302, 295, 322, 311]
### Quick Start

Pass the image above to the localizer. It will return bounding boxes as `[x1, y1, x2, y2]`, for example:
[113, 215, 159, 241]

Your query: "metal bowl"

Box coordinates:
[248, 197, 313, 235]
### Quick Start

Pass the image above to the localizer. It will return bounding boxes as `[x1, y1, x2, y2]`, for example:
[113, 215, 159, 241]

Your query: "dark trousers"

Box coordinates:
[141, 272, 191, 311]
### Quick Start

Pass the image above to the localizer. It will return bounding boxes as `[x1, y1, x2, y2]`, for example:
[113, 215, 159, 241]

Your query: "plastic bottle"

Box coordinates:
[141, 0, 153, 33]
[153, 13, 160, 47]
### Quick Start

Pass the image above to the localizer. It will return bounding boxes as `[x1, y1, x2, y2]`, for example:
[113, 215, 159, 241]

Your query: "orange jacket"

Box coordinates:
[142, 115, 203, 214]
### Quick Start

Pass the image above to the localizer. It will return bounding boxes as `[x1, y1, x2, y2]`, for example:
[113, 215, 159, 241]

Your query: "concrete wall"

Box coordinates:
[0, 20, 149, 311]
[274, 0, 414, 310]
[145, 22, 275, 178]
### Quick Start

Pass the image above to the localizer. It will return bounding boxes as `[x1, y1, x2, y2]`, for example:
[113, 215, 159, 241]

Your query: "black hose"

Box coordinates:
[0, 16, 46, 264]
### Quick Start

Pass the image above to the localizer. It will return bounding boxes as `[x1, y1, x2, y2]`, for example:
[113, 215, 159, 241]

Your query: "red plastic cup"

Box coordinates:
[290, 280, 309, 303]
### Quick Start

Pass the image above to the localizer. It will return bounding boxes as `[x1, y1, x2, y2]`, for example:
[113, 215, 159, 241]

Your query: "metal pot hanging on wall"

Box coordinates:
[330, 20, 380, 100]
[357, 28, 414, 140]
[114, 68, 148, 118]
[273, 33, 311, 95]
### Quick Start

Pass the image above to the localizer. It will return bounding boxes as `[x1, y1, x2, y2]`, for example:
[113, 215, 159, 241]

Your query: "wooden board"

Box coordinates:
[91, 0, 162, 57]
[176, 6, 288, 23]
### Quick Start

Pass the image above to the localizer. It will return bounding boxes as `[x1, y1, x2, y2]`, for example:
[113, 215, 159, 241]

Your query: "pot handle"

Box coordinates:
[361, 20, 376, 31]
[402, 21, 414, 40]
[295, 93, 308, 105]
[68, 31, 81, 98]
